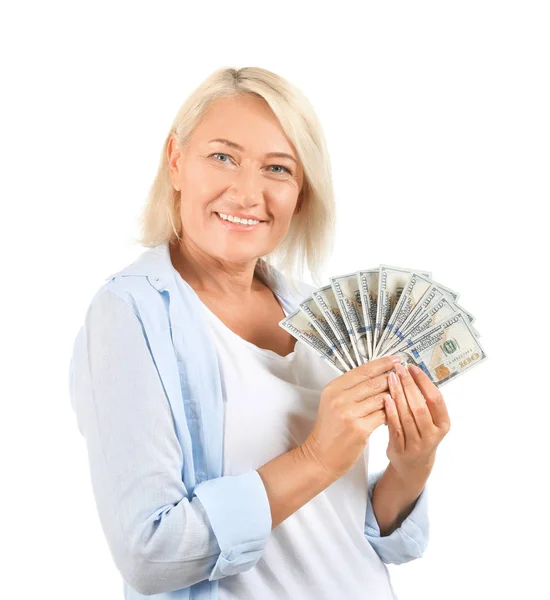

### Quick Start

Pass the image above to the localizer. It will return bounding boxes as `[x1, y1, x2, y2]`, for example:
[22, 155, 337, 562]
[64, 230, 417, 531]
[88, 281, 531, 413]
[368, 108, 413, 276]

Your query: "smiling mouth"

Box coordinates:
[214, 212, 266, 227]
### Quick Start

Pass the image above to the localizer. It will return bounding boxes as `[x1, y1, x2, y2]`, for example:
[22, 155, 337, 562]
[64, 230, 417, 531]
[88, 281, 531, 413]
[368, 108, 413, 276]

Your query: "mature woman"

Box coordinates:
[69, 66, 450, 600]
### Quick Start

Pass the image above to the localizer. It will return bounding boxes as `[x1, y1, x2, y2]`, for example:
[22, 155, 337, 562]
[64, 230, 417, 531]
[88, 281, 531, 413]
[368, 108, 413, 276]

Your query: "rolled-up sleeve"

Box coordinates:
[364, 469, 429, 565]
[68, 288, 271, 595]
[193, 471, 272, 580]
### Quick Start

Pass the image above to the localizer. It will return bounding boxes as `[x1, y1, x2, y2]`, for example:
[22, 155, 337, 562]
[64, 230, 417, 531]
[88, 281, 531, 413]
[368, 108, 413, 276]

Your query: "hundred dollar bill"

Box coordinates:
[330, 272, 369, 365]
[372, 265, 431, 358]
[433, 281, 459, 302]
[380, 285, 448, 354]
[393, 310, 488, 387]
[376, 272, 433, 354]
[382, 294, 461, 355]
[312, 285, 357, 367]
[377, 274, 472, 356]
[357, 269, 378, 360]
[299, 297, 352, 371]
[279, 309, 345, 375]
[452, 301, 475, 325]
[428, 284, 478, 324]
[381, 285, 478, 356]
[437, 286, 478, 325]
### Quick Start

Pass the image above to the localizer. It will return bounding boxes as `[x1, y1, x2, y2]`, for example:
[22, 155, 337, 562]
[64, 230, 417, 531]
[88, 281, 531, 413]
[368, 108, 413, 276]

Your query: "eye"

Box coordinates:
[209, 153, 292, 175]
[268, 164, 292, 175]
[210, 152, 232, 164]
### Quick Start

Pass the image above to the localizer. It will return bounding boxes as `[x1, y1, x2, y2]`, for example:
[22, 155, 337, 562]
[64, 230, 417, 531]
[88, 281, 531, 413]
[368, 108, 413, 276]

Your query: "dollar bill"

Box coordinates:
[376, 272, 433, 354]
[372, 265, 431, 358]
[380, 284, 447, 354]
[278, 264, 487, 389]
[381, 285, 478, 356]
[312, 285, 357, 367]
[452, 300, 475, 325]
[330, 273, 369, 365]
[377, 273, 473, 356]
[393, 310, 488, 387]
[279, 309, 345, 375]
[431, 284, 478, 324]
[433, 281, 459, 302]
[299, 297, 353, 371]
[357, 269, 378, 359]
[382, 294, 461, 355]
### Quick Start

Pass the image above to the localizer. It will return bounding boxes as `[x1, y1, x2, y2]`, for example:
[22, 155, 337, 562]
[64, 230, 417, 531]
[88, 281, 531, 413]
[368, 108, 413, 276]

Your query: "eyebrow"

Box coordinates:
[208, 138, 297, 164]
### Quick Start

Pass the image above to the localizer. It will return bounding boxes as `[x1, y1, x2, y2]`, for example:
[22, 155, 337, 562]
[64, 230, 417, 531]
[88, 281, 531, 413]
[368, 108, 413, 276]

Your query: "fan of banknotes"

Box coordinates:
[279, 264, 487, 388]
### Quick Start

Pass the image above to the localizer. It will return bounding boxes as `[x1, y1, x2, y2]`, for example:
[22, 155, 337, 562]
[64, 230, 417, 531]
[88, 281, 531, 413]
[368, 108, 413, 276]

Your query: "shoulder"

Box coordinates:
[88, 268, 172, 325]
[257, 259, 317, 304]
[70, 289, 142, 362]
[86, 285, 138, 322]
[286, 279, 317, 306]
[294, 280, 317, 297]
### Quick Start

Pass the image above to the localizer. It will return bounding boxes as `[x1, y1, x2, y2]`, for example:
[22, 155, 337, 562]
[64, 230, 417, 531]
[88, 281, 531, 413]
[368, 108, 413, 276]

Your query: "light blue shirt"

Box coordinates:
[68, 241, 429, 599]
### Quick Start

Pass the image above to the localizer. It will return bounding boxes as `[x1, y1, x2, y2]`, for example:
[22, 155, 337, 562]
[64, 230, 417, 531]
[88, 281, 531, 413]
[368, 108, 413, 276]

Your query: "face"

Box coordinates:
[167, 94, 304, 265]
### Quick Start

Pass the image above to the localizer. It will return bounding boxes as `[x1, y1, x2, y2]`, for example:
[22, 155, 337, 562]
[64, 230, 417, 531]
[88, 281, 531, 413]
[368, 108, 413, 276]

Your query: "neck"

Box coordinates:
[169, 237, 266, 300]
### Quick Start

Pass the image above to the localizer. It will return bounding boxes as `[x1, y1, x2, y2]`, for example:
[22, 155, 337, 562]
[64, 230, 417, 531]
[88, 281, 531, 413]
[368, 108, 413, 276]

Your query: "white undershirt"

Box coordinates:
[200, 302, 394, 600]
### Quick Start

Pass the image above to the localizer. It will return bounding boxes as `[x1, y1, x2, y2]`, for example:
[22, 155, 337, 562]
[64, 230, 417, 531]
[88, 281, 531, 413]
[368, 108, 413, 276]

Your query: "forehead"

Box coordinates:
[190, 95, 297, 156]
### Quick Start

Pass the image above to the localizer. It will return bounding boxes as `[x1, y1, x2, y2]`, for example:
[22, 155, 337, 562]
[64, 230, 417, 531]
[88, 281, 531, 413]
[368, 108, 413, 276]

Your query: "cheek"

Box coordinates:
[181, 160, 223, 198]
[271, 192, 300, 218]
[268, 207, 297, 241]
[179, 183, 216, 219]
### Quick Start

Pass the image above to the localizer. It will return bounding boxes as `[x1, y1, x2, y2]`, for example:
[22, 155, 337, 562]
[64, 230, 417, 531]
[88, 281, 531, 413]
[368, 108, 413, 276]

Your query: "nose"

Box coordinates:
[227, 161, 265, 206]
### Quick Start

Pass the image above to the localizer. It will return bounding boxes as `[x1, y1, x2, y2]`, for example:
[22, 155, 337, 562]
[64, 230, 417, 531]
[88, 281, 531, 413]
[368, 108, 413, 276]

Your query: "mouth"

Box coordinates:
[214, 212, 266, 231]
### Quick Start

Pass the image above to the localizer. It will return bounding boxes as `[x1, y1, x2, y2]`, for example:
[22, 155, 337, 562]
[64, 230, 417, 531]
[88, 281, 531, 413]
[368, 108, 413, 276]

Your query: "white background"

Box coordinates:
[2, 1, 548, 598]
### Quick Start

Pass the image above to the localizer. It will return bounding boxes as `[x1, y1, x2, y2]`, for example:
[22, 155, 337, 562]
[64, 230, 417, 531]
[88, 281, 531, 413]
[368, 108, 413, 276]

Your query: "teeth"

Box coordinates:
[217, 212, 260, 225]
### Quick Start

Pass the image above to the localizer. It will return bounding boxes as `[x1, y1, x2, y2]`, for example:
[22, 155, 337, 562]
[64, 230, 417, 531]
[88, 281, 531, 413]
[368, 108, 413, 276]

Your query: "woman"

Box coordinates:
[69, 66, 450, 599]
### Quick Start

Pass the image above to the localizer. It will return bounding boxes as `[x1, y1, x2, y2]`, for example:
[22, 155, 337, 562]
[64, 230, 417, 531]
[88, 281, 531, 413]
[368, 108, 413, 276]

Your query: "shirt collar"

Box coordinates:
[104, 240, 296, 303]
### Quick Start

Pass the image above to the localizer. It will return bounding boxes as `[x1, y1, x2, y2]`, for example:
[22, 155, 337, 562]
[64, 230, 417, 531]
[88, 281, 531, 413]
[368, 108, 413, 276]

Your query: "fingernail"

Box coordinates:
[408, 364, 420, 373]
[389, 356, 401, 363]
[395, 363, 407, 377]
[388, 371, 398, 386]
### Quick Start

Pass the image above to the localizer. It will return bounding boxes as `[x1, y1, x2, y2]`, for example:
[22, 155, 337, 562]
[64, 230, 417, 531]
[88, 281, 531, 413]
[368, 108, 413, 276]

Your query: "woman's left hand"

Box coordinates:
[385, 362, 451, 479]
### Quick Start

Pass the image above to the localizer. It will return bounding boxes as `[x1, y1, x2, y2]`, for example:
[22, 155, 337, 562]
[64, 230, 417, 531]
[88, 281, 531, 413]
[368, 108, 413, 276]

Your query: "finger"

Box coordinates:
[388, 367, 421, 442]
[408, 364, 451, 432]
[395, 363, 434, 435]
[351, 391, 388, 418]
[360, 407, 388, 435]
[338, 356, 401, 391]
[384, 395, 405, 452]
[346, 373, 390, 402]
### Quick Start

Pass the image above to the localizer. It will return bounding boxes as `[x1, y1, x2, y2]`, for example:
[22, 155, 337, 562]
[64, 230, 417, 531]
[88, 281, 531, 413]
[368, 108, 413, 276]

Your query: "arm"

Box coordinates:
[364, 467, 429, 565]
[69, 288, 223, 594]
[69, 288, 336, 595]
[372, 460, 432, 536]
[364, 358, 451, 564]
[257, 443, 337, 530]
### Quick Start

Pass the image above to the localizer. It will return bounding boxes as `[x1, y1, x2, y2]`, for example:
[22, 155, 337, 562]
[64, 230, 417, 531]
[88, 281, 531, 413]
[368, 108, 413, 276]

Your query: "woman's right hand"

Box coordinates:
[301, 355, 402, 480]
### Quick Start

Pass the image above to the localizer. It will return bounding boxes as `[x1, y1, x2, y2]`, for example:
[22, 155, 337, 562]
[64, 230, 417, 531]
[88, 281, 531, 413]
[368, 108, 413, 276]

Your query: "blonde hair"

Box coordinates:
[134, 66, 336, 291]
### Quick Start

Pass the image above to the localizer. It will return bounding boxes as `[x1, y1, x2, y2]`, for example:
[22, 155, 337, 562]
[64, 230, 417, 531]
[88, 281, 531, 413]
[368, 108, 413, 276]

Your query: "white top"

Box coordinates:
[200, 302, 395, 600]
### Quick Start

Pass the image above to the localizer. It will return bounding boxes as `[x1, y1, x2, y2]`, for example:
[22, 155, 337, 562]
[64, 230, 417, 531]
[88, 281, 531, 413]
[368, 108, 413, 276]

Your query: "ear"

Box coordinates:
[167, 135, 182, 191]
